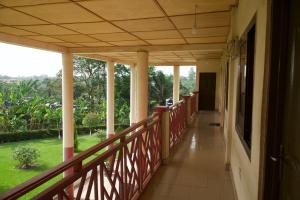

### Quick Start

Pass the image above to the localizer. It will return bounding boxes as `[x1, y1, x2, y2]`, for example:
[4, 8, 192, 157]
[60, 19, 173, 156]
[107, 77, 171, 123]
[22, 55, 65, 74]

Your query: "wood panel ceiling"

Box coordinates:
[0, 0, 237, 64]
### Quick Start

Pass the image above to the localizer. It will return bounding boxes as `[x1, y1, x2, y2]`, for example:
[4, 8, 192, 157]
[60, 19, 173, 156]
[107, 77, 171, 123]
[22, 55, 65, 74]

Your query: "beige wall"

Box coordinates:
[196, 59, 222, 111]
[222, 0, 269, 199]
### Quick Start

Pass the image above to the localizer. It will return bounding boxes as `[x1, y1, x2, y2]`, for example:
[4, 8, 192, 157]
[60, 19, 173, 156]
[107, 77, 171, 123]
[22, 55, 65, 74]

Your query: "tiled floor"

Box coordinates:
[140, 112, 236, 200]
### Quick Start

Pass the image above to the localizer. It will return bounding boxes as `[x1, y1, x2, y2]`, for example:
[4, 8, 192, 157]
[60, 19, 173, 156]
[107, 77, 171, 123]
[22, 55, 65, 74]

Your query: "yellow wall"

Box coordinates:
[196, 59, 222, 111]
[223, 0, 269, 199]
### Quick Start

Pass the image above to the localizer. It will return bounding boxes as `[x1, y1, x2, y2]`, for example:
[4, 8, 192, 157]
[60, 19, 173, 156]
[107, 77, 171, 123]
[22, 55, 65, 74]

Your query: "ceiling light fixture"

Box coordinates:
[192, 4, 198, 35]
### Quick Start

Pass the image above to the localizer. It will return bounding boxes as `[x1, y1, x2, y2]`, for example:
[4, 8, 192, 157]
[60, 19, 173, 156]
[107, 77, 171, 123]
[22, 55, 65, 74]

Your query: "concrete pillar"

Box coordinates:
[62, 52, 74, 163]
[136, 51, 149, 121]
[195, 64, 200, 91]
[154, 106, 170, 164]
[130, 64, 136, 125]
[183, 96, 191, 125]
[193, 91, 199, 112]
[173, 65, 180, 104]
[106, 61, 115, 138]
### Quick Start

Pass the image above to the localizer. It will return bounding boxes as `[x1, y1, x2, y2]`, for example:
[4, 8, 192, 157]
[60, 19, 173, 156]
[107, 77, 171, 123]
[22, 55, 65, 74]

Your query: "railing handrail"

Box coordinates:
[0, 113, 160, 200]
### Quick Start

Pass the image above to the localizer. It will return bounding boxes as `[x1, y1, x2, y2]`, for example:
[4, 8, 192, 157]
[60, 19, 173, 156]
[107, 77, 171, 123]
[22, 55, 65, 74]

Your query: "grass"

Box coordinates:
[0, 134, 102, 199]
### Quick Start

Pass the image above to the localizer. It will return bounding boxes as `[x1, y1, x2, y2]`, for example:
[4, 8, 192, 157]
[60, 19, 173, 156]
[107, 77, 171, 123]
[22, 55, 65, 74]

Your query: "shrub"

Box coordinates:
[12, 146, 40, 169]
[96, 129, 106, 142]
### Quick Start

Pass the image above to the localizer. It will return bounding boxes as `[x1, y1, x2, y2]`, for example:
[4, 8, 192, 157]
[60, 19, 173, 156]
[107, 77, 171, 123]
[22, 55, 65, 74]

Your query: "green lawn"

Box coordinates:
[0, 135, 102, 198]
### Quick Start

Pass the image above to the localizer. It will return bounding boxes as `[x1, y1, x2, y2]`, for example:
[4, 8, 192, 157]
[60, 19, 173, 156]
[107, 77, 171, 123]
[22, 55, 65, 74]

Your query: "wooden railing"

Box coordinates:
[169, 101, 186, 149]
[0, 94, 198, 200]
[190, 93, 197, 116]
[0, 114, 162, 200]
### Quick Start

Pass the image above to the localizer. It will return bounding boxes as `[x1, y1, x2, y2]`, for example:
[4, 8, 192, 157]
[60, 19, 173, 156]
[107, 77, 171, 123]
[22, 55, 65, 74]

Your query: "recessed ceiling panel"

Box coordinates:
[77, 42, 113, 47]
[91, 32, 137, 42]
[0, 8, 45, 25]
[180, 26, 229, 38]
[110, 40, 147, 46]
[186, 36, 226, 44]
[171, 11, 230, 29]
[113, 18, 174, 32]
[0, 0, 68, 6]
[16, 3, 101, 23]
[133, 30, 181, 40]
[27, 35, 64, 42]
[79, 0, 164, 20]
[0, 26, 36, 35]
[146, 38, 185, 45]
[18, 24, 76, 35]
[157, 0, 232, 15]
[53, 34, 99, 43]
[62, 22, 122, 34]
[54, 42, 82, 47]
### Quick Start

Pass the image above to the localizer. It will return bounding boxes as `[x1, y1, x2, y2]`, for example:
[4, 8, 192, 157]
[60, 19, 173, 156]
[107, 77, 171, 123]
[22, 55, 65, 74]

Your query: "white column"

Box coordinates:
[106, 61, 115, 137]
[136, 51, 149, 121]
[173, 65, 180, 104]
[62, 52, 74, 162]
[195, 64, 200, 91]
[130, 64, 136, 125]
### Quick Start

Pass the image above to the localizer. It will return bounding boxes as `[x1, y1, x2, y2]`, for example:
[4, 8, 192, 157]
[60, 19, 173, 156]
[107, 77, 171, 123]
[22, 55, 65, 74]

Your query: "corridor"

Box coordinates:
[140, 112, 236, 200]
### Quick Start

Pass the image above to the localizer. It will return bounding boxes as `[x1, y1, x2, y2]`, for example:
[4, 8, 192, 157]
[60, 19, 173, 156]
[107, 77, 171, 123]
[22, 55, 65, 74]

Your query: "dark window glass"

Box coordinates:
[225, 62, 229, 110]
[236, 24, 255, 156]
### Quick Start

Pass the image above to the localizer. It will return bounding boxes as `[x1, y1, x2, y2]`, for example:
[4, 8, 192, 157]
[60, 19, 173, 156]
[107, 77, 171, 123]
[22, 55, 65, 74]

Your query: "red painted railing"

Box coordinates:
[169, 101, 186, 149]
[0, 114, 162, 200]
[190, 94, 197, 116]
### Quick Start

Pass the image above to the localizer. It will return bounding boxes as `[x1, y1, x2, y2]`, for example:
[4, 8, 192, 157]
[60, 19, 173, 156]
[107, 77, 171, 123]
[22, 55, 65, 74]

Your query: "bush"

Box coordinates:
[12, 146, 40, 169]
[0, 125, 128, 143]
[96, 129, 106, 142]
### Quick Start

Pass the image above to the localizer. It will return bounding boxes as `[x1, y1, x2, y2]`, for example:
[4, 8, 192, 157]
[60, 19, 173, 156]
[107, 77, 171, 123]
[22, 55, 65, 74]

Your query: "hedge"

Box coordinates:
[0, 124, 129, 143]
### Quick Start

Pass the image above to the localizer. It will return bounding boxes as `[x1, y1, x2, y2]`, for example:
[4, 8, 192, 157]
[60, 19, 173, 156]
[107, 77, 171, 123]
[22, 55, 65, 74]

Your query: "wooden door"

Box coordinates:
[264, 0, 300, 199]
[198, 73, 216, 111]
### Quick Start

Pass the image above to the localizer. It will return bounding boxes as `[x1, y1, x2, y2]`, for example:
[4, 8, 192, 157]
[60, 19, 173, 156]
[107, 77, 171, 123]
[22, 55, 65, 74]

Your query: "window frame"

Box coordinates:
[235, 21, 256, 158]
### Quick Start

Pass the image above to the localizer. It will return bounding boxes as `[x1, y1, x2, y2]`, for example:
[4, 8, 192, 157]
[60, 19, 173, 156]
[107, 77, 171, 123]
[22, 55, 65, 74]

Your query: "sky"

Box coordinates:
[0, 42, 194, 77]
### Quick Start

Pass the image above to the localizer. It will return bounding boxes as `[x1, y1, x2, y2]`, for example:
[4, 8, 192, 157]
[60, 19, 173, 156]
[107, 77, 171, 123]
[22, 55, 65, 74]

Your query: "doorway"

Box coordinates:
[264, 0, 300, 199]
[198, 73, 216, 111]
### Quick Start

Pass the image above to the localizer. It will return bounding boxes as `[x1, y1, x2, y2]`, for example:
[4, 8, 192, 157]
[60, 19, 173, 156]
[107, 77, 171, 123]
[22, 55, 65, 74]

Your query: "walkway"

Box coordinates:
[140, 112, 236, 200]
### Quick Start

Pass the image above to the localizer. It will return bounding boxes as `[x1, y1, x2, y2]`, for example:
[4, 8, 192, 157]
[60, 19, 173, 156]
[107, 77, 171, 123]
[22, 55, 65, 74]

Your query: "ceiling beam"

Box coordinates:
[0, 32, 67, 53]
[69, 43, 226, 53]
[151, 62, 196, 66]
[75, 53, 135, 66]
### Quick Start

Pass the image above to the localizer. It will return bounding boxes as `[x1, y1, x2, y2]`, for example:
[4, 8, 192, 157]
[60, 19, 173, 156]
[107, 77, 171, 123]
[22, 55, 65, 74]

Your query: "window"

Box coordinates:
[236, 24, 255, 155]
[225, 62, 229, 110]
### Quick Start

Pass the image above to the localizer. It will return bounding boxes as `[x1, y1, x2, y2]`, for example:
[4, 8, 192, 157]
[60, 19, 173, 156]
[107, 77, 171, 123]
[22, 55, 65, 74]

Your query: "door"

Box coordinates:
[198, 73, 216, 111]
[264, 0, 300, 199]
[279, 0, 300, 199]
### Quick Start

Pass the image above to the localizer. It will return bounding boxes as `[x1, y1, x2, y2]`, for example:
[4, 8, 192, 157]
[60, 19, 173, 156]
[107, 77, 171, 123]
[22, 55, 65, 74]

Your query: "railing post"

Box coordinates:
[193, 91, 199, 112]
[183, 96, 191, 126]
[154, 106, 170, 164]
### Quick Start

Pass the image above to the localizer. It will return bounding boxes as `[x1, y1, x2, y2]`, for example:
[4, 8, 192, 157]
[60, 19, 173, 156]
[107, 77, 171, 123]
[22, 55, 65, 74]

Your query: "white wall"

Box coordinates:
[196, 59, 222, 111]
[223, 0, 269, 199]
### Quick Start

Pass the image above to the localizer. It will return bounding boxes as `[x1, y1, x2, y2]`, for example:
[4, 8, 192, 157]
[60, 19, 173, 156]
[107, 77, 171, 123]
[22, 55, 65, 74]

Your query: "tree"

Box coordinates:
[82, 113, 100, 135]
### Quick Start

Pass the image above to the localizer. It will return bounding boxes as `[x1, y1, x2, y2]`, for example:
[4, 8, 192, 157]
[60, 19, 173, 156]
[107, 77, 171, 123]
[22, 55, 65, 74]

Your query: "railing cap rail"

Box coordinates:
[0, 113, 160, 200]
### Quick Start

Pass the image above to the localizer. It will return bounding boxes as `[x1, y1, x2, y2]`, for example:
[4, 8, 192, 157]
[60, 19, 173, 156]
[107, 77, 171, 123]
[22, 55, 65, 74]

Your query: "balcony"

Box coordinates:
[0, 93, 232, 199]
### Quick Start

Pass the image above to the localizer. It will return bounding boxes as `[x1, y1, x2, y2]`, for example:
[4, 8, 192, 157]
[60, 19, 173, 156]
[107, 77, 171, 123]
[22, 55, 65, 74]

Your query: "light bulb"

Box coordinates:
[192, 23, 198, 35]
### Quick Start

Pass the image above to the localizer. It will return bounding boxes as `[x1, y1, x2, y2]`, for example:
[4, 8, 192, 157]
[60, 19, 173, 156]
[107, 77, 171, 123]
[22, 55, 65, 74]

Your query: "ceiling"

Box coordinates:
[0, 0, 236, 64]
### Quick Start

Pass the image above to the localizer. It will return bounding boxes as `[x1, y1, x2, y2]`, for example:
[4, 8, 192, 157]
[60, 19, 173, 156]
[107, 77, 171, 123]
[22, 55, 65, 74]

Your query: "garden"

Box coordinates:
[0, 56, 195, 197]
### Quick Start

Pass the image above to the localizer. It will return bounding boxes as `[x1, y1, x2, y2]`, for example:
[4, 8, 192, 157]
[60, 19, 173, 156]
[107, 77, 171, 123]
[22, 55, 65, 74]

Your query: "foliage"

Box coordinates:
[0, 57, 195, 136]
[180, 68, 196, 96]
[96, 129, 106, 141]
[74, 123, 79, 152]
[12, 146, 40, 169]
[82, 113, 101, 135]
[0, 135, 103, 197]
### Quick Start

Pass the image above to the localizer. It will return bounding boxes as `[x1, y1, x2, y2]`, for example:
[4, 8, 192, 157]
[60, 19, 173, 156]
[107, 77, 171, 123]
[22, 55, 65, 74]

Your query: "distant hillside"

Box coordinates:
[0, 74, 50, 81]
